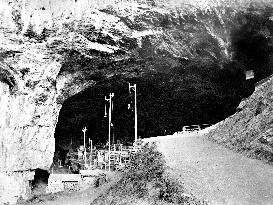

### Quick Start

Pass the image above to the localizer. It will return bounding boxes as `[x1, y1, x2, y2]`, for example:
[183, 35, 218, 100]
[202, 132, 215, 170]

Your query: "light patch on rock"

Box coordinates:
[0, 171, 34, 204]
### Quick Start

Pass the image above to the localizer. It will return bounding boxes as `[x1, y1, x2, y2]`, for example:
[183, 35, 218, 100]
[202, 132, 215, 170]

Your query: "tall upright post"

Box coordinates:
[134, 84, 137, 143]
[82, 127, 87, 168]
[90, 140, 93, 158]
[89, 138, 92, 167]
[129, 83, 137, 143]
[105, 93, 114, 171]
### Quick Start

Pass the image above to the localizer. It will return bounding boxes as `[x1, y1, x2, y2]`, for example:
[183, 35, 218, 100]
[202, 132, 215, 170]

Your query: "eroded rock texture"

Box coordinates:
[0, 44, 62, 203]
[0, 0, 273, 203]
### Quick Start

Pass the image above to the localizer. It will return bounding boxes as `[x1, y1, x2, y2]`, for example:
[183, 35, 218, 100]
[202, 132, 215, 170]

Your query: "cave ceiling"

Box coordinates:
[1, 0, 273, 143]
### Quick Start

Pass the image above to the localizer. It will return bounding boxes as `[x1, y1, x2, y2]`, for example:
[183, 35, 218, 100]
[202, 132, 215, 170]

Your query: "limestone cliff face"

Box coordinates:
[0, 0, 273, 203]
[0, 37, 62, 203]
[0, 53, 62, 171]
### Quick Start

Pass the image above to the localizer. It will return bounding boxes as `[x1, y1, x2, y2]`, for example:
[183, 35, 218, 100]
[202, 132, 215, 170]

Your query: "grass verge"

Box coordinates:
[91, 142, 208, 205]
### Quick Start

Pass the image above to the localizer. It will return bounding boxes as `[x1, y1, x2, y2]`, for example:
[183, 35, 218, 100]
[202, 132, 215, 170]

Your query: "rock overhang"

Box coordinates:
[1, 4, 272, 76]
[3, 0, 271, 99]
[0, 0, 273, 164]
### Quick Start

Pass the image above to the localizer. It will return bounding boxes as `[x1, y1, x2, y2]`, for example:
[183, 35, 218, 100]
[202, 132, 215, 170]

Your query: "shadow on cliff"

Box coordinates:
[231, 9, 273, 82]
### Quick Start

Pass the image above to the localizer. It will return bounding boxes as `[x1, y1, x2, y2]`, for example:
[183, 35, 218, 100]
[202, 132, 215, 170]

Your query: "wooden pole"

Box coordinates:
[129, 83, 137, 143]
[89, 138, 92, 167]
[82, 127, 87, 168]
[134, 84, 137, 143]
[105, 93, 114, 171]
[89, 138, 90, 166]
[108, 97, 111, 171]
[91, 140, 93, 158]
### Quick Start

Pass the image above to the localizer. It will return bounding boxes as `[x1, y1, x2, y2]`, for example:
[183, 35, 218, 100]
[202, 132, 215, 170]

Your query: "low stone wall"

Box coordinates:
[46, 171, 106, 194]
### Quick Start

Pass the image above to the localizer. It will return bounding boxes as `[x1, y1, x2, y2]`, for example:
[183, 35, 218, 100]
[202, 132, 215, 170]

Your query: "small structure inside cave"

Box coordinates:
[245, 70, 254, 80]
[32, 137, 142, 197]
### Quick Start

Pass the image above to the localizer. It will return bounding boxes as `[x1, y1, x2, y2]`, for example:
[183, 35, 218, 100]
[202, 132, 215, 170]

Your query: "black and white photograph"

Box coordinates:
[1, 0, 273, 204]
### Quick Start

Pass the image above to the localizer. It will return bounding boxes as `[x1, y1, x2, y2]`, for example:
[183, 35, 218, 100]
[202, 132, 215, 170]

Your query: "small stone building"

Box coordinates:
[46, 174, 82, 193]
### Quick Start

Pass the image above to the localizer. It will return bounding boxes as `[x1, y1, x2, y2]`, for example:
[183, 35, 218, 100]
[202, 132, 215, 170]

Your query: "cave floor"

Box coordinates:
[148, 133, 273, 205]
[18, 172, 122, 205]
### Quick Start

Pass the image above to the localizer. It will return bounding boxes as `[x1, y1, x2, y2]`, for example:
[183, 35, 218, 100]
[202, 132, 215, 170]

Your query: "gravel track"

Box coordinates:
[146, 133, 273, 205]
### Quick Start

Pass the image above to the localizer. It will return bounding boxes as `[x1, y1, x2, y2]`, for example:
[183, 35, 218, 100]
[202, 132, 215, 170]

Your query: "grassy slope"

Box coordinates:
[91, 143, 207, 205]
[207, 76, 273, 164]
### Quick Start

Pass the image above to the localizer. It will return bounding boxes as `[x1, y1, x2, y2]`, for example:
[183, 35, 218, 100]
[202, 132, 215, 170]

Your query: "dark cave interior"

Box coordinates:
[54, 63, 254, 150]
[54, 10, 273, 151]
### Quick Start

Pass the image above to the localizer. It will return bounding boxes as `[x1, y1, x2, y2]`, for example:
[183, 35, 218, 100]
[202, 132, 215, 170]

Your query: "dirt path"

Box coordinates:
[145, 133, 273, 205]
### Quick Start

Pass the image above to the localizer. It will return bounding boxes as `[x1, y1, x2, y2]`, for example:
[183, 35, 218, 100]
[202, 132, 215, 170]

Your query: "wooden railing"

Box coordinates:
[255, 74, 273, 87]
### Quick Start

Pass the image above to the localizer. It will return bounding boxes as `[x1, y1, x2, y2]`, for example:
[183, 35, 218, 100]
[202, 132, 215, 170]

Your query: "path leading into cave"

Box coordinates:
[145, 133, 273, 205]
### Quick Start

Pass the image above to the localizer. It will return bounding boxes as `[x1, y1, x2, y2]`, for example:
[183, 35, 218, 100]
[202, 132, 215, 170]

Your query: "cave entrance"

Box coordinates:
[53, 77, 135, 173]
[52, 65, 253, 173]
[55, 78, 135, 147]
[31, 169, 50, 196]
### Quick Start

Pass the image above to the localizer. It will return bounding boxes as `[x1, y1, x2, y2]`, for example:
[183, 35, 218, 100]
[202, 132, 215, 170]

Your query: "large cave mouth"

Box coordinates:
[54, 60, 254, 153]
[51, 7, 273, 156]
[231, 10, 273, 82]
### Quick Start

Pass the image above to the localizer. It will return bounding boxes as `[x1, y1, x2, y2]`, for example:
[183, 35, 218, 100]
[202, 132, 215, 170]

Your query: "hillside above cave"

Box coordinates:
[1, 0, 273, 100]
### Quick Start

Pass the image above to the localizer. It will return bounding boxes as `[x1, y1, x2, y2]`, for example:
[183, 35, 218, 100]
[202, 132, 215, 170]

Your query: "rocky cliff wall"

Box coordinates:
[0, 49, 62, 203]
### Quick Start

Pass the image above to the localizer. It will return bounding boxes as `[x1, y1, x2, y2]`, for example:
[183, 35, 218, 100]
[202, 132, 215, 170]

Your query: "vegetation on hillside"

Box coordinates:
[207, 76, 273, 165]
[91, 142, 207, 205]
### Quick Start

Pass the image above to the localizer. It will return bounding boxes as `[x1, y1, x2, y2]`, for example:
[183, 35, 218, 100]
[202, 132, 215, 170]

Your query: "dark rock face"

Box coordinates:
[0, 0, 273, 203]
